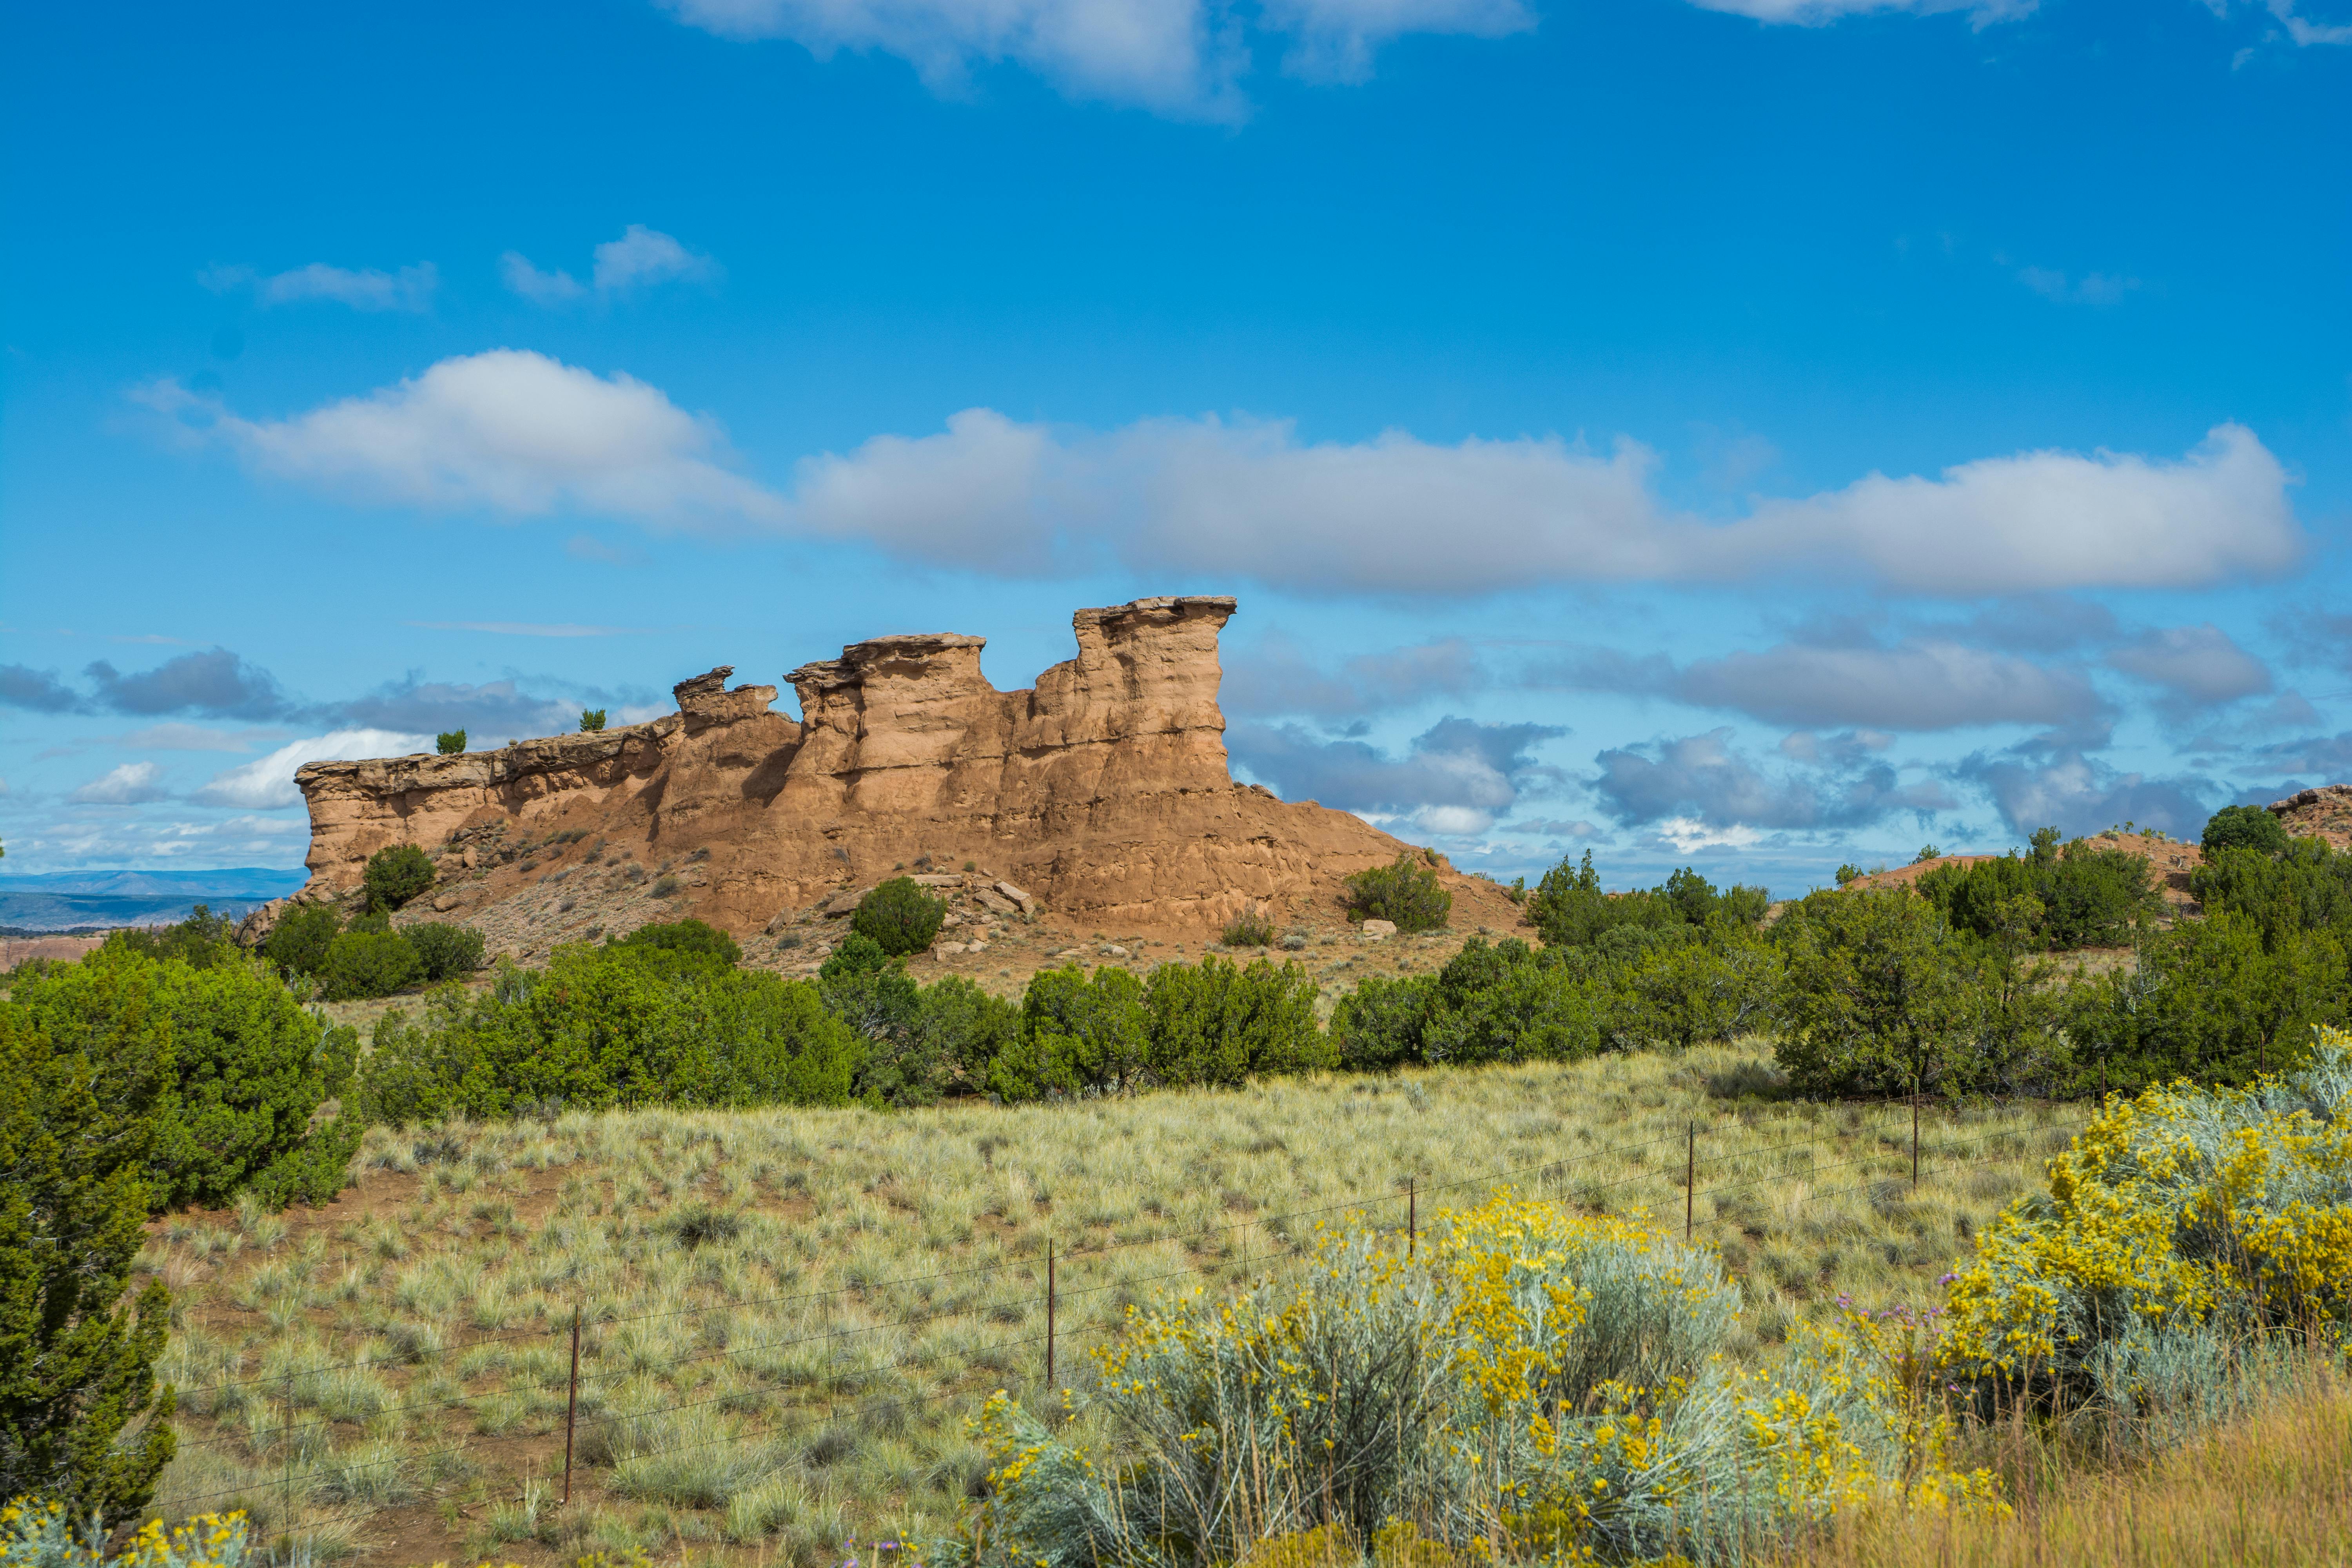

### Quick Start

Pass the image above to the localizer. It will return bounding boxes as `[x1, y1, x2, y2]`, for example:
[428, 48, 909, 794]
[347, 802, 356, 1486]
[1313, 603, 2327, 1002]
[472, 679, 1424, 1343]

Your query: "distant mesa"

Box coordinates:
[270, 596, 1521, 947]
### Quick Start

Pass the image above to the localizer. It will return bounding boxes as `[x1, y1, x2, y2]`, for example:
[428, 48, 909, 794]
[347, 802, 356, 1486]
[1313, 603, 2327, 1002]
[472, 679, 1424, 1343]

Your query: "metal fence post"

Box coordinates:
[1045, 1240, 1057, 1392]
[1911, 1092, 1921, 1190]
[282, 1372, 295, 1553]
[1684, 1123, 1695, 1240]
[562, 1305, 581, 1506]
[1407, 1178, 1416, 1259]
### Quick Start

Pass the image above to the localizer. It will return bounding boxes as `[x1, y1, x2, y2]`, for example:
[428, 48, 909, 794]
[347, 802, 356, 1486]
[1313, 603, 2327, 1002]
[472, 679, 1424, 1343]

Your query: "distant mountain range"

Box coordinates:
[0, 868, 310, 932]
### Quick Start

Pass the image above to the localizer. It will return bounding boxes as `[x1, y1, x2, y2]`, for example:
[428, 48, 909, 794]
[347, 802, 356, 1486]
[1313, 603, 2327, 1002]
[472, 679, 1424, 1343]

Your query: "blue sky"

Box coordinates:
[2, 0, 2347, 897]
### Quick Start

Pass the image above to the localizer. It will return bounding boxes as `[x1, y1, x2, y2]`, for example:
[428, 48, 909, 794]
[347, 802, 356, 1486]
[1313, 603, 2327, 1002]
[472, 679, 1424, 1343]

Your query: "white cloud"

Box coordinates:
[660, 0, 1528, 116]
[1653, 817, 1765, 853]
[138, 350, 786, 530]
[594, 225, 720, 292]
[501, 253, 587, 305]
[504, 226, 719, 306]
[202, 262, 438, 312]
[1684, 0, 2035, 23]
[1731, 424, 2298, 595]
[789, 411, 2302, 597]
[2016, 265, 2137, 306]
[197, 728, 434, 809]
[70, 761, 170, 805]
[141, 353, 2303, 599]
[2259, 0, 2352, 44]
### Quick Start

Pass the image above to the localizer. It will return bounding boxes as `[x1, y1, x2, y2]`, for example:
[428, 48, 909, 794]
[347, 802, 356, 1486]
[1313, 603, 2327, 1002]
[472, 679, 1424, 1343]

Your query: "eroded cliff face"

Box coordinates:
[289, 596, 1516, 946]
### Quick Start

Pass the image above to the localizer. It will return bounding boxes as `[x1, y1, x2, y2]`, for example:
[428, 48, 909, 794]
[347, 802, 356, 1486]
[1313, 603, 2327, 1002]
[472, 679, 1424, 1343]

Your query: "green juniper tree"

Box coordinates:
[0, 973, 176, 1522]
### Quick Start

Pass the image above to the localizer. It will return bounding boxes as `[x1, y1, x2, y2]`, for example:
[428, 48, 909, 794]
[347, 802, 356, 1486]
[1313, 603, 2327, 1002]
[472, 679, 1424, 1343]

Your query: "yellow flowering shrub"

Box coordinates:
[0, 1501, 253, 1568]
[952, 1194, 2000, 1568]
[1941, 1029, 2352, 1414]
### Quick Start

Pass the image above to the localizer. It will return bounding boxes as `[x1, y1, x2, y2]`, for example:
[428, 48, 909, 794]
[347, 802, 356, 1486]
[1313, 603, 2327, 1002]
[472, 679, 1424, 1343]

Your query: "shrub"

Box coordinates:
[1221, 904, 1276, 947]
[864, 975, 1022, 1106]
[579, 708, 608, 732]
[1835, 863, 1864, 886]
[1915, 834, 2156, 952]
[405, 921, 486, 982]
[105, 906, 237, 971]
[0, 996, 177, 1520]
[1142, 955, 1328, 1086]
[2062, 908, 2343, 1091]
[962, 1194, 1994, 1567]
[2202, 802, 2290, 858]
[1343, 853, 1451, 933]
[354, 948, 858, 1125]
[2, 947, 358, 1212]
[321, 929, 424, 1000]
[1328, 973, 1440, 1071]
[610, 917, 742, 969]
[1, 1503, 269, 1567]
[259, 902, 339, 976]
[1773, 888, 1972, 1097]
[1626, 929, 1782, 1049]
[1527, 853, 1764, 949]
[989, 965, 1149, 1101]
[362, 843, 436, 913]
[1942, 1029, 2352, 1427]
[1332, 939, 1602, 1071]
[435, 729, 467, 755]
[852, 877, 947, 956]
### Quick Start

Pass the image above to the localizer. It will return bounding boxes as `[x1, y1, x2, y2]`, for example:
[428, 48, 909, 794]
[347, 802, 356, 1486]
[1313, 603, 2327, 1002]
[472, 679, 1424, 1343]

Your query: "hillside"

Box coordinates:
[252, 596, 1521, 984]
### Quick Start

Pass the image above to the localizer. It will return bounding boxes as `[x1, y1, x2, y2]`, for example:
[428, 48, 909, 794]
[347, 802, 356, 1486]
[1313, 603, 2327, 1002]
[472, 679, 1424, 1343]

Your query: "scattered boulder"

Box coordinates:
[1361, 919, 1398, 938]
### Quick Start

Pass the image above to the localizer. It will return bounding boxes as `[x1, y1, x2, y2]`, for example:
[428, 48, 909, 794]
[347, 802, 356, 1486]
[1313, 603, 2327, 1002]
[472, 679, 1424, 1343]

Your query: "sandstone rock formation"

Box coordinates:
[2272, 784, 2352, 850]
[284, 596, 1521, 951]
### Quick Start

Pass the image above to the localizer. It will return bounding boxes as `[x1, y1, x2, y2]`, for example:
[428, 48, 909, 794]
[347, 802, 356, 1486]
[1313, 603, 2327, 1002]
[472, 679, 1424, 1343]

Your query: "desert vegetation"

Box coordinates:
[5, 821, 2351, 1566]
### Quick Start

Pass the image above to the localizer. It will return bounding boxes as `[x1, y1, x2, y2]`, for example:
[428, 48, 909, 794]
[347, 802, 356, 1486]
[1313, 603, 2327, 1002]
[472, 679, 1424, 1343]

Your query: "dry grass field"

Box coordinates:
[133, 1043, 2088, 1568]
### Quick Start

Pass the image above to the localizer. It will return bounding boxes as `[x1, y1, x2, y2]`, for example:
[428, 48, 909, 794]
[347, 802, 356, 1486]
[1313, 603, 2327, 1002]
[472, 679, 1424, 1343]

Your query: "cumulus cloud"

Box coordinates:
[1591, 728, 1951, 832]
[197, 729, 434, 809]
[0, 664, 83, 714]
[503, 225, 720, 306]
[1229, 715, 1563, 837]
[659, 0, 1528, 116]
[140, 359, 2302, 600]
[138, 350, 785, 530]
[202, 261, 438, 312]
[1532, 637, 2103, 731]
[784, 411, 2301, 597]
[70, 762, 170, 806]
[336, 677, 582, 739]
[3, 651, 295, 720]
[1223, 632, 1484, 717]
[2107, 623, 2272, 715]
[1955, 742, 2213, 838]
[83, 648, 294, 720]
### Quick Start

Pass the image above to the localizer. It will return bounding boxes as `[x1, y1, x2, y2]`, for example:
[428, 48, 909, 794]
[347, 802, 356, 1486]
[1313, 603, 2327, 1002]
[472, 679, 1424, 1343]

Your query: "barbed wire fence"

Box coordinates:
[140, 1092, 2092, 1557]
